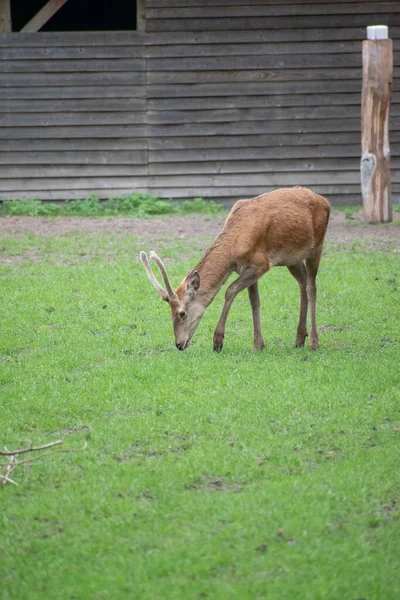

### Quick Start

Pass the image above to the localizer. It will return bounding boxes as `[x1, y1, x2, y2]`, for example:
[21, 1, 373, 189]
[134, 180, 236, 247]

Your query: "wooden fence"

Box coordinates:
[0, 0, 399, 204]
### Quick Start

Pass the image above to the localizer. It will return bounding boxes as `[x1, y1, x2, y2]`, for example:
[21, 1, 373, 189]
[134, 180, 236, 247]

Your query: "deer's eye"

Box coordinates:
[179, 310, 186, 319]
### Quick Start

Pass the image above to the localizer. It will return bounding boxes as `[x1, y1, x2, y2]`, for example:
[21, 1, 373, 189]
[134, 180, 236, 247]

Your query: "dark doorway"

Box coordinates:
[12, 0, 137, 32]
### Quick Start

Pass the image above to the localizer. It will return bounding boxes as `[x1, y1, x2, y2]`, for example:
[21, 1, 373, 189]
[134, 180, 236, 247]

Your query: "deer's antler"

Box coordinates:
[140, 251, 178, 304]
[149, 251, 178, 303]
[140, 251, 169, 301]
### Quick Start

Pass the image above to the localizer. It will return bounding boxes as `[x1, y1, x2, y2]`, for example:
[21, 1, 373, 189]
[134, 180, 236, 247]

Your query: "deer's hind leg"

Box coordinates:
[306, 246, 324, 350]
[248, 282, 265, 351]
[287, 262, 308, 347]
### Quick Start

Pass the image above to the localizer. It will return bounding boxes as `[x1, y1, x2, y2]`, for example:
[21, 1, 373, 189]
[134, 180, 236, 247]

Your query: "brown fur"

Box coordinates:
[144, 187, 330, 351]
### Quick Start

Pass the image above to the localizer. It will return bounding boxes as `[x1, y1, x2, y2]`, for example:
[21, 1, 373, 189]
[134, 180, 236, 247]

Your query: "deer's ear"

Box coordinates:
[186, 271, 200, 293]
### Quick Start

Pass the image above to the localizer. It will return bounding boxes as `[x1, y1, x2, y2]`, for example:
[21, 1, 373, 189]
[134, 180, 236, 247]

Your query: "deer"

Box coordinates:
[140, 187, 330, 353]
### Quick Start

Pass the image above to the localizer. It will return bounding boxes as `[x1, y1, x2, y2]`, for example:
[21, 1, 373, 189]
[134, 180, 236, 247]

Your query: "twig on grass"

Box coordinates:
[0, 440, 88, 486]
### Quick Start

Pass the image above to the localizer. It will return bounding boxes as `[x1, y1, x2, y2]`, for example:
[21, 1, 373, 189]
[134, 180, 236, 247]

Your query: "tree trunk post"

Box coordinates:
[361, 25, 393, 224]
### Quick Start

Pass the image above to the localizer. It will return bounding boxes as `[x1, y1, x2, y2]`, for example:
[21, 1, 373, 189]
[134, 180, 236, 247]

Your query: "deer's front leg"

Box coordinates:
[213, 266, 267, 352]
[248, 282, 265, 350]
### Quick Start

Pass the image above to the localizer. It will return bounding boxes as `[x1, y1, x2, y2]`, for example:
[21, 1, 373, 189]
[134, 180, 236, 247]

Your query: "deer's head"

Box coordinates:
[140, 251, 205, 350]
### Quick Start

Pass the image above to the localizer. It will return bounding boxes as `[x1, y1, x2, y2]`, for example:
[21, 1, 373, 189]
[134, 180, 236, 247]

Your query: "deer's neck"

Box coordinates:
[193, 233, 234, 306]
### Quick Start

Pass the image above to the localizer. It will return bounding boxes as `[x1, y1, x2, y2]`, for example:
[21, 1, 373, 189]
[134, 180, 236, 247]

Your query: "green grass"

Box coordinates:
[0, 195, 224, 217]
[0, 227, 399, 600]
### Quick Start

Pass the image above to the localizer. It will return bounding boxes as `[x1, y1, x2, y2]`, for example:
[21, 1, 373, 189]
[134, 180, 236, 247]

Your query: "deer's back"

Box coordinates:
[224, 187, 330, 267]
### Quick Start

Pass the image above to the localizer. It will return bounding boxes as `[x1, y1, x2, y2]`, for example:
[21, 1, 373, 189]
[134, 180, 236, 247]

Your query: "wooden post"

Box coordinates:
[361, 25, 393, 224]
[0, 0, 12, 32]
[137, 0, 146, 31]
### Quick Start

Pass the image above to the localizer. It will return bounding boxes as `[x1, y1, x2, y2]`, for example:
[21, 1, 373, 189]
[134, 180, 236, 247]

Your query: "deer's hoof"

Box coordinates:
[213, 332, 224, 352]
[254, 341, 265, 351]
[310, 338, 319, 351]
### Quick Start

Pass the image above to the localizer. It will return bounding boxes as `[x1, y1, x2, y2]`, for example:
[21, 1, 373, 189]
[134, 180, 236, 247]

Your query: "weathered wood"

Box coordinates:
[0, 58, 145, 73]
[21, 0, 69, 33]
[0, 98, 146, 112]
[361, 38, 393, 223]
[148, 93, 366, 111]
[147, 81, 363, 98]
[146, 54, 363, 72]
[147, 172, 360, 188]
[1, 125, 147, 139]
[0, 0, 11, 32]
[0, 177, 148, 191]
[0, 86, 146, 99]
[148, 118, 365, 138]
[0, 150, 147, 164]
[0, 138, 147, 151]
[0, 165, 148, 178]
[148, 157, 364, 176]
[137, 0, 146, 31]
[144, 41, 361, 58]
[1, 28, 398, 46]
[150, 145, 369, 162]
[0, 46, 145, 60]
[148, 106, 364, 125]
[147, 68, 364, 85]
[146, 0, 394, 7]
[0, 112, 146, 127]
[147, 3, 398, 19]
[0, 72, 146, 86]
[149, 131, 400, 151]
[0, 188, 148, 200]
[147, 14, 400, 33]
[147, 185, 364, 198]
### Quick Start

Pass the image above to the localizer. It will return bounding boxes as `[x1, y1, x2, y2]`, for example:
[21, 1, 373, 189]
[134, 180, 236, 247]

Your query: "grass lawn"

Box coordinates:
[0, 218, 399, 599]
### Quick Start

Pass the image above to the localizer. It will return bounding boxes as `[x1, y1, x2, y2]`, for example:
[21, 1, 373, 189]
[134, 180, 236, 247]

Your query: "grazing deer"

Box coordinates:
[140, 187, 330, 352]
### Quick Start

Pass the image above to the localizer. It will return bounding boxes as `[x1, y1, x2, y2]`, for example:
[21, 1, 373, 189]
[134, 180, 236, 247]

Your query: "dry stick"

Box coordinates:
[0, 440, 87, 487]
[0, 440, 63, 456]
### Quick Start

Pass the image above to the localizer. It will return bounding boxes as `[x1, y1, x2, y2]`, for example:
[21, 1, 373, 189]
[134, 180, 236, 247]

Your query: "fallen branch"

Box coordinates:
[0, 440, 87, 486]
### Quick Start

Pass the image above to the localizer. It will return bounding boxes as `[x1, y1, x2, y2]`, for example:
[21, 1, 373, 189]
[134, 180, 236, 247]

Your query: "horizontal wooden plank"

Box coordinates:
[147, 80, 363, 98]
[0, 32, 146, 47]
[0, 166, 148, 178]
[147, 54, 365, 71]
[148, 106, 367, 125]
[0, 188, 148, 200]
[1, 46, 145, 60]
[147, 69, 363, 85]
[147, 93, 364, 111]
[147, 185, 366, 198]
[0, 85, 146, 100]
[149, 131, 400, 150]
[147, 14, 400, 32]
[1, 41, 363, 62]
[0, 177, 148, 191]
[147, 172, 381, 187]
[149, 145, 368, 162]
[146, 0, 394, 7]
[1, 126, 147, 139]
[149, 158, 389, 176]
[145, 41, 362, 59]
[0, 59, 145, 74]
[147, 2, 399, 19]
[0, 138, 148, 151]
[0, 98, 146, 113]
[0, 112, 146, 127]
[145, 27, 400, 45]
[0, 73, 146, 86]
[0, 150, 147, 165]
[2, 28, 398, 48]
[147, 118, 368, 137]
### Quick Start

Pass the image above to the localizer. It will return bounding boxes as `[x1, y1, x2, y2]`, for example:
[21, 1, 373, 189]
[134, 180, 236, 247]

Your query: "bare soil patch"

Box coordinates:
[0, 211, 399, 250]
